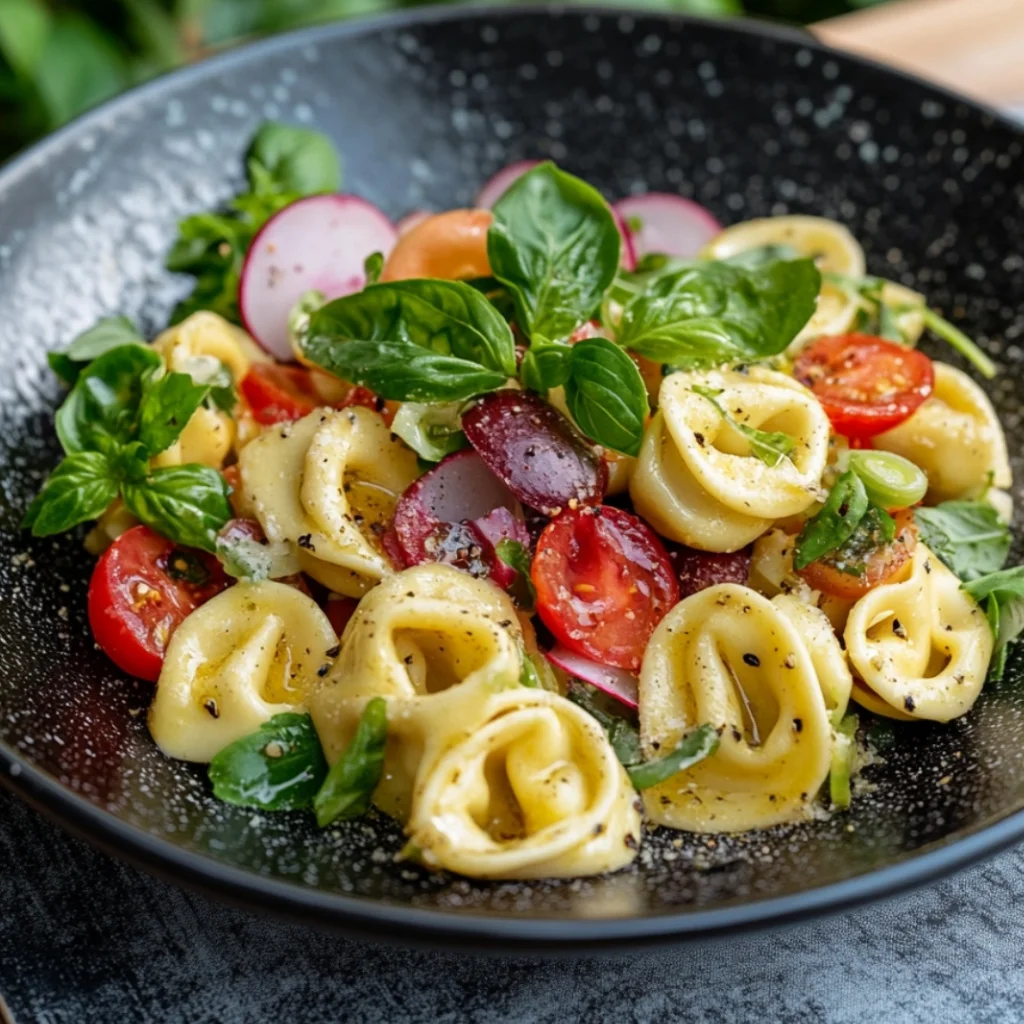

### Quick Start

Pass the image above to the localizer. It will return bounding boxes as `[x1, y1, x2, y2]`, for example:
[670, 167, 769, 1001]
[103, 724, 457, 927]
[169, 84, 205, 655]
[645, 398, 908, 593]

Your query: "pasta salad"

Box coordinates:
[25, 122, 1023, 881]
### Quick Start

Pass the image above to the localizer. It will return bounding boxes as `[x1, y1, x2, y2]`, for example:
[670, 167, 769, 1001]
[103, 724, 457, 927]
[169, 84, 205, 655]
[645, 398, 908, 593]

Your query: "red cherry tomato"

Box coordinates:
[87, 526, 227, 682]
[240, 364, 393, 426]
[532, 505, 680, 671]
[324, 596, 359, 637]
[792, 334, 934, 439]
[797, 508, 918, 600]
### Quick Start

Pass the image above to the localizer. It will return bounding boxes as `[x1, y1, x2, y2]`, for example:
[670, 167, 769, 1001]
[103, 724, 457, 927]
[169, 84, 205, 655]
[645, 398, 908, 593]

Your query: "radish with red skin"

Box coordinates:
[613, 209, 638, 272]
[239, 194, 398, 361]
[613, 193, 722, 261]
[545, 645, 639, 709]
[669, 544, 752, 598]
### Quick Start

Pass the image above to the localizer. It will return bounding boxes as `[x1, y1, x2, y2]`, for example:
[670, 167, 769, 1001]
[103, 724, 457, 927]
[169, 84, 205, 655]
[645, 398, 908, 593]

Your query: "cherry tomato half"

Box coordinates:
[793, 334, 934, 439]
[532, 505, 680, 671]
[88, 525, 227, 681]
[797, 507, 917, 601]
[240, 364, 394, 426]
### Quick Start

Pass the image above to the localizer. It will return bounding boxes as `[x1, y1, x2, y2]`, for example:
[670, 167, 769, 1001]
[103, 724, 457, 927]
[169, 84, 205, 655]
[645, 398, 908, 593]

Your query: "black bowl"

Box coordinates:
[3, 6, 1024, 952]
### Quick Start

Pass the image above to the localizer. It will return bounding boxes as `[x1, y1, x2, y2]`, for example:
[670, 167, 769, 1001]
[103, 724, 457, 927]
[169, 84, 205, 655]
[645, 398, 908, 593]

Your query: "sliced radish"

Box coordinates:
[545, 645, 639, 709]
[475, 160, 541, 210]
[472, 506, 530, 589]
[240, 194, 398, 361]
[613, 210, 637, 272]
[396, 210, 432, 236]
[613, 193, 722, 261]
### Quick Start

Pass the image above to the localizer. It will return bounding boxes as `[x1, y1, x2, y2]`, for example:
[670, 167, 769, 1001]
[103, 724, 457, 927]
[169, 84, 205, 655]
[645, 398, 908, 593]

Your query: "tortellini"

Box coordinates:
[874, 362, 1012, 503]
[149, 581, 337, 762]
[639, 584, 832, 832]
[844, 544, 993, 723]
[630, 368, 829, 552]
[407, 688, 641, 879]
[239, 406, 419, 596]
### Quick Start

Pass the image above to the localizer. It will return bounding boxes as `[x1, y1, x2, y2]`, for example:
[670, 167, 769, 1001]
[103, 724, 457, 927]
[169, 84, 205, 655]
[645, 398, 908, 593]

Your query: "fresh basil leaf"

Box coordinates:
[122, 464, 232, 553]
[167, 212, 250, 325]
[308, 279, 516, 377]
[566, 682, 643, 768]
[301, 337, 507, 403]
[496, 538, 536, 612]
[209, 712, 329, 811]
[691, 384, 795, 468]
[563, 337, 648, 457]
[314, 696, 387, 827]
[626, 723, 720, 790]
[137, 371, 210, 456]
[618, 258, 820, 365]
[22, 451, 119, 536]
[520, 337, 573, 393]
[247, 121, 341, 196]
[216, 531, 273, 582]
[363, 251, 384, 287]
[55, 344, 162, 455]
[915, 502, 1011, 582]
[964, 566, 1024, 682]
[389, 401, 467, 462]
[793, 471, 870, 570]
[488, 162, 621, 341]
[721, 243, 801, 269]
[48, 316, 146, 385]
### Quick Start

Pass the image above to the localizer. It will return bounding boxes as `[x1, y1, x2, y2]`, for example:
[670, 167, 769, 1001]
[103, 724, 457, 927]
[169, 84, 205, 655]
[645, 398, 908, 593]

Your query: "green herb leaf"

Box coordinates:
[247, 121, 341, 196]
[566, 682, 643, 768]
[617, 258, 820, 365]
[519, 655, 542, 688]
[488, 162, 621, 340]
[166, 212, 250, 325]
[793, 471, 870, 571]
[55, 344, 162, 455]
[0, 0, 50, 80]
[691, 384, 795, 467]
[215, 530, 273, 582]
[519, 336, 573, 393]
[21, 451, 119, 536]
[363, 251, 384, 287]
[964, 566, 1024, 681]
[915, 501, 1011, 582]
[209, 713, 328, 810]
[314, 697, 387, 827]
[389, 401, 467, 462]
[626, 723, 720, 790]
[122, 464, 232, 553]
[47, 316, 146, 385]
[137, 371, 210, 456]
[496, 538, 536, 612]
[829, 714, 858, 810]
[721, 243, 801, 269]
[563, 337, 648, 457]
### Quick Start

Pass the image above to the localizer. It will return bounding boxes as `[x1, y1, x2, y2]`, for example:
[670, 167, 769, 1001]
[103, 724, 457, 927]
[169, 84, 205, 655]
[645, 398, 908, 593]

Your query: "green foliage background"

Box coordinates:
[0, 0, 887, 160]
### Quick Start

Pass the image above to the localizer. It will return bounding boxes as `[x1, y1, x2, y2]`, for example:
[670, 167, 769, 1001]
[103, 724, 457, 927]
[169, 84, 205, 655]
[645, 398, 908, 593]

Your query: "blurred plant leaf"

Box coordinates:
[0, 0, 51, 79]
[123, 0, 184, 69]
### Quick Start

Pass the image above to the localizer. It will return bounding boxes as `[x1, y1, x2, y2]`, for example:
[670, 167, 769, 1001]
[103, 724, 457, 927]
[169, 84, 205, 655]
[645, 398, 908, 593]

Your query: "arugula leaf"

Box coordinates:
[136, 371, 210, 456]
[314, 697, 387, 827]
[209, 712, 328, 811]
[247, 121, 341, 196]
[496, 538, 536, 612]
[793, 471, 870, 571]
[563, 337, 648, 457]
[691, 383, 795, 468]
[617, 258, 820, 365]
[488, 162, 621, 341]
[519, 336, 573, 393]
[122, 464, 232, 553]
[915, 501, 1010, 581]
[21, 451, 119, 536]
[389, 401, 467, 462]
[48, 316, 146, 385]
[55, 344, 162, 454]
[566, 682, 643, 768]
[626, 723, 720, 790]
[964, 567, 1024, 681]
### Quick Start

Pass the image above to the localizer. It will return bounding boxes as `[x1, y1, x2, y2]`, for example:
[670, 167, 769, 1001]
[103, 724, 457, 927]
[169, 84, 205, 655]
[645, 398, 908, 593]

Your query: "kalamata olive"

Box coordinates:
[461, 390, 607, 515]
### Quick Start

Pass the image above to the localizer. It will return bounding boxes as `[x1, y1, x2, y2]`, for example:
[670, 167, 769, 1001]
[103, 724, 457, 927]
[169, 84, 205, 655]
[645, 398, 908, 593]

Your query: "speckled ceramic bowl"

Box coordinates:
[2, 7, 1024, 951]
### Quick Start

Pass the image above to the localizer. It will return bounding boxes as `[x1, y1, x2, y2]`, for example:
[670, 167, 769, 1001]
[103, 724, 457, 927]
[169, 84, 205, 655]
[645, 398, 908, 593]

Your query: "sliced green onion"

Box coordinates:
[919, 307, 996, 380]
[848, 450, 928, 510]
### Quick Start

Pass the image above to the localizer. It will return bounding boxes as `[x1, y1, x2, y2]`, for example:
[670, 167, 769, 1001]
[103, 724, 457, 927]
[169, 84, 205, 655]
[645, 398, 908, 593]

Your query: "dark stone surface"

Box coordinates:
[2, 787, 1024, 1023]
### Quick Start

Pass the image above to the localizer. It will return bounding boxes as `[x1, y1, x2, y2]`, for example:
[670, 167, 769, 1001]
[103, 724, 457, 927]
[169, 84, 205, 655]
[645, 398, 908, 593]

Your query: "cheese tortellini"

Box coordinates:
[630, 368, 829, 552]
[845, 544, 993, 722]
[874, 362, 1012, 503]
[149, 581, 337, 762]
[239, 406, 419, 596]
[639, 584, 832, 832]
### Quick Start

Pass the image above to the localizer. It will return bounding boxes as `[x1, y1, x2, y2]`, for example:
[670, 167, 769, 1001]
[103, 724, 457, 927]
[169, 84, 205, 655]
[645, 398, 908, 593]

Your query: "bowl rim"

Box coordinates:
[2, 4, 1024, 950]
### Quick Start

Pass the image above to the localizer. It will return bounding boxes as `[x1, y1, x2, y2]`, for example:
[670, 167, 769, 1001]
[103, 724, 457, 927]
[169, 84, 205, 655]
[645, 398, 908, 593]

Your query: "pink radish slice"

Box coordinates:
[472, 506, 530, 589]
[613, 210, 637, 271]
[545, 645, 639, 709]
[240, 194, 398, 361]
[475, 160, 541, 209]
[613, 193, 722, 261]
[396, 210, 432, 236]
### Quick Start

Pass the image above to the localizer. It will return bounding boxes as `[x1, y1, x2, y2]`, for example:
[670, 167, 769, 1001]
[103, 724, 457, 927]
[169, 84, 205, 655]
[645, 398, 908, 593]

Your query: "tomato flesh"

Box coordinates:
[797, 508, 917, 600]
[87, 525, 227, 681]
[240, 364, 391, 426]
[793, 334, 934, 439]
[532, 505, 680, 671]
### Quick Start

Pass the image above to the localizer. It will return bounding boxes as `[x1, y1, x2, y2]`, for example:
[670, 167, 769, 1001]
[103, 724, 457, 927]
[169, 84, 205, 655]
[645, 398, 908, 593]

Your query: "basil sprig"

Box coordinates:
[314, 697, 388, 827]
[299, 279, 516, 402]
[48, 316, 147, 385]
[915, 501, 1011, 582]
[616, 258, 820, 366]
[691, 384, 795, 468]
[793, 471, 871, 571]
[488, 162, 621, 342]
[209, 713, 329, 810]
[24, 344, 231, 551]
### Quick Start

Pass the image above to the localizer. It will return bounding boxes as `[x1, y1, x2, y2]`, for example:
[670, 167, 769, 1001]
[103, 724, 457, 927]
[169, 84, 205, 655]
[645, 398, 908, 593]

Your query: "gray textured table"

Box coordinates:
[1, 788, 1022, 1023]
